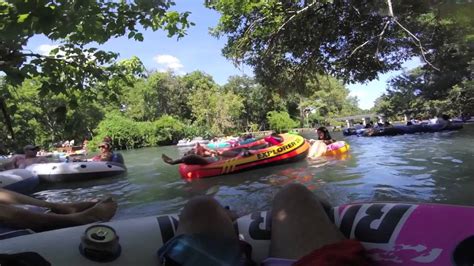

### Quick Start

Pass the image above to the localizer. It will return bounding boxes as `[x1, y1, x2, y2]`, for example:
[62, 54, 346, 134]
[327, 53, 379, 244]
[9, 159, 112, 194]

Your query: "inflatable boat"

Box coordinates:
[218, 138, 267, 152]
[176, 137, 209, 147]
[0, 169, 39, 194]
[344, 123, 464, 137]
[206, 137, 259, 150]
[179, 133, 310, 180]
[0, 202, 472, 265]
[26, 161, 126, 183]
[308, 140, 350, 159]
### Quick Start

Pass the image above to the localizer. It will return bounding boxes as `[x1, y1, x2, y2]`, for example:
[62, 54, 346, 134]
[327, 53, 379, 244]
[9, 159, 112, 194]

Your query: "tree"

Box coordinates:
[0, 0, 193, 137]
[189, 81, 244, 135]
[266, 111, 299, 133]
[1, 77, 105, 150]
[223, 75, 286, 130]
[207, 0, 472, 93]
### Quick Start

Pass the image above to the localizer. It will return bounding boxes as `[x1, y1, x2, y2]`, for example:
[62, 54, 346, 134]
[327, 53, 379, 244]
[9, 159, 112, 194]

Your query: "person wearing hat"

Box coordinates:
[0, 144, 48, 170]
[91, 142, 113, 162]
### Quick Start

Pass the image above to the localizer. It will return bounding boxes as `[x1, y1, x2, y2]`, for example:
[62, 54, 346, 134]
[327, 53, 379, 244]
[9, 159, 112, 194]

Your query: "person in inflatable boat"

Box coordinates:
[0, 145, 48, 170]
[263, 132, 283, 146]
[157, 183, 370, 266]
[91, 142, 113, 162]
[0, 188, 117, 233]
[162, 143, 218, 165]
[162, 142, 248, 166]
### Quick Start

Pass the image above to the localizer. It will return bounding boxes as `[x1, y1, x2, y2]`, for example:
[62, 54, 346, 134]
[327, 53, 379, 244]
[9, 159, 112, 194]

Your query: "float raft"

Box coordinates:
[179, 133, 310, 181]
[0, 202, 472, 265]
[26, 160, 126, 183]
[0, 169, 39, 194]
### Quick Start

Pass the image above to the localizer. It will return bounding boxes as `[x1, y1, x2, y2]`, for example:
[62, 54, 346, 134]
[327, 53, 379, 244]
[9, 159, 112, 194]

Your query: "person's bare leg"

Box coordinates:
[0, 188, 98, 214]
[176, 196, 237, 240]
[162, 154, 209, 165]
[162, 154, 182, 165]
[0, 197, 117, 232]
[158, 197, 239, 266]
[270, 183, 344, 259]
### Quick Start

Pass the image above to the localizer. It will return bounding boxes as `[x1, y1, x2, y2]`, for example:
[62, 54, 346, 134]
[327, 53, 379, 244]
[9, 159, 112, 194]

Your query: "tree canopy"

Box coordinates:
[0, 0, 193, 138]
[207, 0, 473, 92]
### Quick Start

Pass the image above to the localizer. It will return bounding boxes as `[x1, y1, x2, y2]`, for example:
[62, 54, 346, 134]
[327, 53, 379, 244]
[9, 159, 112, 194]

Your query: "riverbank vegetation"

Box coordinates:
[0, 65, 362, 151]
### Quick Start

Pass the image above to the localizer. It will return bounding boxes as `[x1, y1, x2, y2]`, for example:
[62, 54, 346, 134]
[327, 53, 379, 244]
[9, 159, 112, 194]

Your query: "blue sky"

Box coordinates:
[26, 1, 419, 110]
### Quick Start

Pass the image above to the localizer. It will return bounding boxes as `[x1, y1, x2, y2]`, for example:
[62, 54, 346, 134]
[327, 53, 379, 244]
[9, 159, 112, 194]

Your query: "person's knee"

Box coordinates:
[182, 196, 223, 218]
[276, 183, 314, 202]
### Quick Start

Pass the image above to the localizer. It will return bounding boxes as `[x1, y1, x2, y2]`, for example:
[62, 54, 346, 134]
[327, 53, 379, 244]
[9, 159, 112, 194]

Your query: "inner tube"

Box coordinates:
[362, 123, 464, 137]
[324, 141, 350, 156]
[26, 161, 126, 183]
[0, 169, 39, 194]
[0, 205, 45, 240]
[176, 138, 209, 147]
[218, 139, 267, 153]
[206, 141, 232, 149]
[0, 202, 472, 265]
[179, 133, 310, 180]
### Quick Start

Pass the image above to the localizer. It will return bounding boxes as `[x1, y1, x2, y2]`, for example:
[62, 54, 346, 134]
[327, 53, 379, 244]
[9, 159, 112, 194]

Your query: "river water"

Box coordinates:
[34, 124, 474, 220]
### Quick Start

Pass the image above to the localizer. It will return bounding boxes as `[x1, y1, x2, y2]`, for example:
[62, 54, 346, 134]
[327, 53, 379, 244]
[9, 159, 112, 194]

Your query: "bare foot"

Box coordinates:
[162, 154, 174, 164]
[50, 200, 99, 214]
[73, 197, 117, 225]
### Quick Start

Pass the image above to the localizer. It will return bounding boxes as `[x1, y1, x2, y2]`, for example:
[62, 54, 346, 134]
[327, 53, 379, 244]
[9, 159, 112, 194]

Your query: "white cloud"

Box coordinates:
[37, 44, 59, 56]
[153, 54, 184, 72]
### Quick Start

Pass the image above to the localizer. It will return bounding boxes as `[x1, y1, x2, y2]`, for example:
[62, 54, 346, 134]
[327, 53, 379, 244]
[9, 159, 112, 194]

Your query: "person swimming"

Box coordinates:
[316, 127, 335, 145]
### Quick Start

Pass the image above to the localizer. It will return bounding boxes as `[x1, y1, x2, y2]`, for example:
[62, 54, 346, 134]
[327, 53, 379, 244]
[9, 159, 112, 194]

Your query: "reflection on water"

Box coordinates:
[33, 124, 474, 220]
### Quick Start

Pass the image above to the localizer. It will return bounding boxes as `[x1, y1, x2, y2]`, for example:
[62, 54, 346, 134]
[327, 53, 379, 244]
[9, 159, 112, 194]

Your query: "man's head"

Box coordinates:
[23, 144, 40, 157]
[98, 142, 111, 152]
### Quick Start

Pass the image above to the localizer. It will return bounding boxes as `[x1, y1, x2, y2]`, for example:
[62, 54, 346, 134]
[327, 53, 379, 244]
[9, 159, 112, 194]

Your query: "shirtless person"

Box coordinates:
[1, 145, 48, 170]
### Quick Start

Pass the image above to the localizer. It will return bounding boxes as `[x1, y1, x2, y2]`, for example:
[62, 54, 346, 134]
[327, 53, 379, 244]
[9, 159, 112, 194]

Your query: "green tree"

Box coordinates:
[207, 0, 450, 90]
[189, 84, 244, 135]
[1, 77, 104, 150]
[266, 111, 299, 133]
[0, 0, 193, 137]
[223, 75, 286, 130]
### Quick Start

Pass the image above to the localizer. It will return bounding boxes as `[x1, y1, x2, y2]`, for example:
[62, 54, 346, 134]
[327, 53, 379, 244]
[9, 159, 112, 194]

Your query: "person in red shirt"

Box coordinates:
[264, 133, 283, 146]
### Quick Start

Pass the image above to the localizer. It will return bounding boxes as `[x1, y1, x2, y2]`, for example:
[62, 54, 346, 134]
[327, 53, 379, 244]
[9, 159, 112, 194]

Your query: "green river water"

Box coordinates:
[34, 124, 474, 221]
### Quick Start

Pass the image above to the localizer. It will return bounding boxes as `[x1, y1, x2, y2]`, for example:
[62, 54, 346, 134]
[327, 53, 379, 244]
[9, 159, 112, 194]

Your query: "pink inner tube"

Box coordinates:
[326, 141, 345, 151]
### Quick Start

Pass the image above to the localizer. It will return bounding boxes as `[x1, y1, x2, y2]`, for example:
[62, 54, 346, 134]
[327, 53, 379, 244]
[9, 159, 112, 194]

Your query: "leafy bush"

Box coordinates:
[153, 115, 186, 145]
[92, 112, 142, 150]
[266, 111, 299, 133]
[92, 113, 187, 149]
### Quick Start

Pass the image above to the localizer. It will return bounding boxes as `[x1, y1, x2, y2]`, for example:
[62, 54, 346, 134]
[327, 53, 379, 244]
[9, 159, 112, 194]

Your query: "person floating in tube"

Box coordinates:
[91, 142, 114, 162]
[0, 145, 49, 170]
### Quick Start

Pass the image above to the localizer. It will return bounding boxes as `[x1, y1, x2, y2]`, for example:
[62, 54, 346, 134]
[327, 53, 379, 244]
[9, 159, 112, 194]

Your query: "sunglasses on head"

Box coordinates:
[98, 145, 108, 149]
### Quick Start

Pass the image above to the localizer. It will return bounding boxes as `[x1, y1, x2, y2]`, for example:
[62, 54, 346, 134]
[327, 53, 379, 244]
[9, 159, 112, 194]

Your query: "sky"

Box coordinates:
[26, 1, 420, 110]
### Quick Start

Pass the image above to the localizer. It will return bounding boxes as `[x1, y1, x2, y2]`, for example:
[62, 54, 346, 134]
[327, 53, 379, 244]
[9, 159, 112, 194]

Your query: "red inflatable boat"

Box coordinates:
[179, 133, 310, 181]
